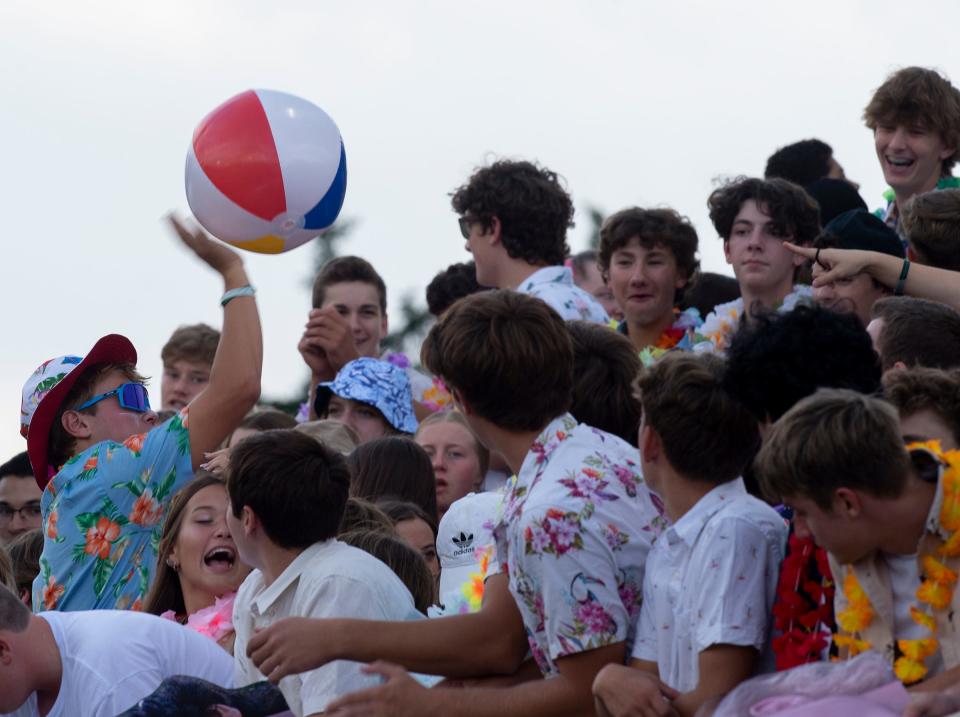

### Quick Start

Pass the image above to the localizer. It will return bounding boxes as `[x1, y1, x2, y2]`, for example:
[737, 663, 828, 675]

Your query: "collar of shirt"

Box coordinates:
[252, 539, 335, 617]
[666, 477, 747, 548]
[518, 265, 573, 292]
[504, 413, 579, 521]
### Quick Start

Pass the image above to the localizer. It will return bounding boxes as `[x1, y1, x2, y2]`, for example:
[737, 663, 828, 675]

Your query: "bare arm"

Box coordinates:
[166, 215, 262, 470]
[785, 243, 960, 310]
[248, 574, 528, 681]
[326, 642, 627, 717]
[671, 645, 756, 717]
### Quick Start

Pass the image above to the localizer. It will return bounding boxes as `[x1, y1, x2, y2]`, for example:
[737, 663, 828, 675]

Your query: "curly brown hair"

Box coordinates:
[708, 177, 821, 245]
[863, 66, 960, 175]
[597, 207, 700, 283]
[450, 160, 573, 267]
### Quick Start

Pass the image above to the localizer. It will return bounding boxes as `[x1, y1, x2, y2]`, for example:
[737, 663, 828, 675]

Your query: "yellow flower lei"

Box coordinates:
[834, 441, 960, 684]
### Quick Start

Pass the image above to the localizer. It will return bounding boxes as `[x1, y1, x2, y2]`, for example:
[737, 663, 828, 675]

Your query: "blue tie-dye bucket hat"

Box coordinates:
[314, 357, 419, 434]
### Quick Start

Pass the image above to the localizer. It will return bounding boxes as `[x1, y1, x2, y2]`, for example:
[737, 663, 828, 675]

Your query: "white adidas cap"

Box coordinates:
[436, 491, 504, 612]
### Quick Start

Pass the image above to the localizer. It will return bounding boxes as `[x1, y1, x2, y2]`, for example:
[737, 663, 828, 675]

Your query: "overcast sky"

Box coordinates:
[2, 0, 958, 462]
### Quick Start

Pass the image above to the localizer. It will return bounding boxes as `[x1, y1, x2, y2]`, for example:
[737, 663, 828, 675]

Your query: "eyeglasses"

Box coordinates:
[458, 216, 475, 240]
[73, 382, 151, 413]
[0, 502, 42, 523]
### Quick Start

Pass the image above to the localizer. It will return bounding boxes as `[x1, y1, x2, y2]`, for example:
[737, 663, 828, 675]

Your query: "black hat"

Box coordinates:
[822, 209, 905, 258]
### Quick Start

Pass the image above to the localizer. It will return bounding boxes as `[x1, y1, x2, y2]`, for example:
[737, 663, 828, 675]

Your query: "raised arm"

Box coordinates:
[166, 214, 263, 470]
[785, 243, 960, 311]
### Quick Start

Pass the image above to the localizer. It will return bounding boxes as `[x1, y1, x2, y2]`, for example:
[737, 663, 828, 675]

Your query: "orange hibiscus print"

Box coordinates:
[84, 517, 121, 560]
[46, 510, 59, 540]
[82, 454, 98, 472]
[123, 433, 146, 454]
[43, 575, 65, 610]
[129, 490, 161, 527]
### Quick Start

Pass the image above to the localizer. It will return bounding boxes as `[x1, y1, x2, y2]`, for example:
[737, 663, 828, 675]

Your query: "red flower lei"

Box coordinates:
[771, 533, 836, 669]
[655, 326, 686, 350]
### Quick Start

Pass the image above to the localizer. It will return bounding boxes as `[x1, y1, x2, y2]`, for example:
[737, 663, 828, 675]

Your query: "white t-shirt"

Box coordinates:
[632, 478, 787, 692]
[3, 610, 234, 717]
[233, 539, 421, 717]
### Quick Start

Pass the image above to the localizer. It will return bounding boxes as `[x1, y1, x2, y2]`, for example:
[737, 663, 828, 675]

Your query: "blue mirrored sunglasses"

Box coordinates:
[73, 382, 151, 413]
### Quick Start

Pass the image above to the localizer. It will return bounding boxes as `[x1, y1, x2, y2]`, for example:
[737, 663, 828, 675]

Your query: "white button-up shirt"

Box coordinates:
[631, 478, 787, 692]
[494, 414, 666, 677]
[233, 539, 420, 717]
[517, 266, 610, 323]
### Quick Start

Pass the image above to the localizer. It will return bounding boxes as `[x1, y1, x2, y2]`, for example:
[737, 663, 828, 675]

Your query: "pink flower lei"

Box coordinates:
[161, 592, 236, 642]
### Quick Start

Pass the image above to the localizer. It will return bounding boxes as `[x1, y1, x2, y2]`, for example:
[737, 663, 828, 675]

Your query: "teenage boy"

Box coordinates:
[591, 354, 786, 717]
[245, 290, 664, 716]
[598, 207, 701, 356]
[0, 454, 41, 545]
[0, 583, 234, 717]
[228, 429, 420, 717]
[300, 255, 433, 419]
[452, 159, 609, 323]
[868, 296, 960, 372]
[159, 323, 220, 411]
[884, 367, 960, 451]
[19, 216, 262, 612]
[696, 177, 820, 353]
[902, 189, 960, 271]
[864, 67, 960, 240]
[811, 209, 905, 326]
[765, 138, 855, 187]
[755, 389, 960, 690]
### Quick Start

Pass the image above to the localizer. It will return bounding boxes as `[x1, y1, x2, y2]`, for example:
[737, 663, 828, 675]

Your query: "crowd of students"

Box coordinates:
[2, 64, 960, 717]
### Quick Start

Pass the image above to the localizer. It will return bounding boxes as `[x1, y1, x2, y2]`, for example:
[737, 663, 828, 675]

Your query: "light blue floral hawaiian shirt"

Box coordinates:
[517, 266, 610, 324]
[33, 410, 193, 613]
[493, 414, 666, 677]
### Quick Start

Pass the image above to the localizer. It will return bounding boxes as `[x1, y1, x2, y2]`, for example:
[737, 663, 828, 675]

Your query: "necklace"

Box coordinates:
[834, 442, 960, 684]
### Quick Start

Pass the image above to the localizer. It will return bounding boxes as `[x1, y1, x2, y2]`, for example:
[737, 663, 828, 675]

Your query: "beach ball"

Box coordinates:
[185, 89, 347, 254]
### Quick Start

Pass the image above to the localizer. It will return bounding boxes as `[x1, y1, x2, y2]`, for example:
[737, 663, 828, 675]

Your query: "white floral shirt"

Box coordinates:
[692, 285, 813, 355]
[517, 266, 610, 323]
[631, 478, 787, 692]
[493, 414, 666, 677]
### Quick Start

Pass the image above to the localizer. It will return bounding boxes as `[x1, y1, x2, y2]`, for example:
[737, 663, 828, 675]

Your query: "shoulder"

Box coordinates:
[700, 501, 788, 547]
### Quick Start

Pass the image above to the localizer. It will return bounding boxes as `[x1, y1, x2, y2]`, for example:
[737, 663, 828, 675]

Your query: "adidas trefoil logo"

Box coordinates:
[452, 531, 474, 555]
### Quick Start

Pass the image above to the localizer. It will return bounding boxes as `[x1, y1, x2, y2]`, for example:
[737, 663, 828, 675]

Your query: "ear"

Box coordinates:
[675, 272, 689, 290]
[0, 635, 12, 666]
[639, 424, 661, 464]
[833, 487, 863, 518]
[451, 388, 472, 416]
[723, 239, 733, 265]
[61, 410, 93, 441]
[241, 506, 258, 538]
[939, 146, 956, 162]
[487, 216, 502, 246]
[380, 312, 389, 337]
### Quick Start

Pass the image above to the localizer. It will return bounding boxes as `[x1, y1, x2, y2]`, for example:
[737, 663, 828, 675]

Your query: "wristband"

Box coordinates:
[894, 259, 910, 296]
[220, 285, 256, 306]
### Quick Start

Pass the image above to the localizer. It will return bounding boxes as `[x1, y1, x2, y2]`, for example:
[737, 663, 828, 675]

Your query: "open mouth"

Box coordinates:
[886, 156, 914, 169]
[203, 546, 237, 573]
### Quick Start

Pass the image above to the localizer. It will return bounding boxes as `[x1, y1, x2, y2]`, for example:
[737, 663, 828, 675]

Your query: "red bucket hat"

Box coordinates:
[20, 334, 137, 489]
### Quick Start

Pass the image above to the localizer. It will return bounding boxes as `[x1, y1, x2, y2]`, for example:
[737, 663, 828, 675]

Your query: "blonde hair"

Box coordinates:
[415, 411, 490, 478]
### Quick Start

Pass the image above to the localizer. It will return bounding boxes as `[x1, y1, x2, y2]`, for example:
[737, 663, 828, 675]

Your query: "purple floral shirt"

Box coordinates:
[493, 414, 666, 677]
